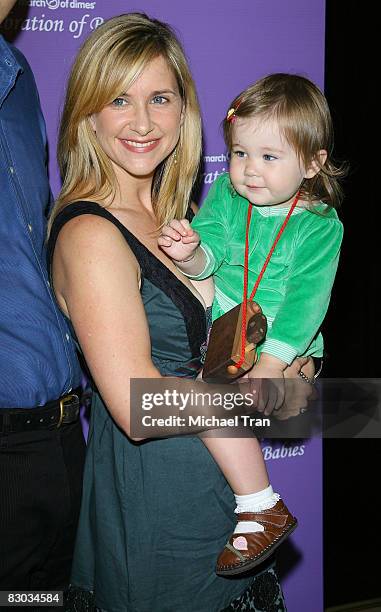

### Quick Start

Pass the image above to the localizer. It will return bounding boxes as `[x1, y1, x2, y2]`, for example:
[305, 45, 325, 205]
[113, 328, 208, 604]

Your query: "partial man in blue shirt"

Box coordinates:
[0, 0, 85, 591]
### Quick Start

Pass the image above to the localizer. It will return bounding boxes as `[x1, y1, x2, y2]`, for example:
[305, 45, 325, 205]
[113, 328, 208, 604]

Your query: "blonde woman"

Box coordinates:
[47, 14, 289, 611]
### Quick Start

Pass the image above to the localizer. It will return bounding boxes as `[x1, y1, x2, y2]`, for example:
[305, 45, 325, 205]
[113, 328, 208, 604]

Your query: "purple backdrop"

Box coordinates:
[4, 2, 325, 609]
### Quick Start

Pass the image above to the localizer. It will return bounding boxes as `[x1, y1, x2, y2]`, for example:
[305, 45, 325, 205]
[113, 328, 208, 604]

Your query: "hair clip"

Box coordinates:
[226, 99, 242, 123]
[226, 108, 236, 122]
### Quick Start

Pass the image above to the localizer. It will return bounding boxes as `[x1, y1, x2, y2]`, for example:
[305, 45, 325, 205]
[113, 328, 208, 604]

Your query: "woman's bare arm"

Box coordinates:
[53, 214, 162, 439]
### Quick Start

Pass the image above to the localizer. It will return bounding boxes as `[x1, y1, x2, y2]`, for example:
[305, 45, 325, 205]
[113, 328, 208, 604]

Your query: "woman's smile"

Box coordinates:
[119, 138, 161, 153]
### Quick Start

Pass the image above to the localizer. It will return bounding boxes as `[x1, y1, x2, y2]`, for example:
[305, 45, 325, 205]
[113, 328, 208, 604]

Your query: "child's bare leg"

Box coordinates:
[201, 429, 281, 534]
[202, 433, 269, 494]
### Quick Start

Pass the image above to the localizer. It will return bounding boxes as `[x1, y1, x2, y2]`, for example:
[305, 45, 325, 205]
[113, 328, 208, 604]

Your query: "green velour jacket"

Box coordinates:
[190, 173, 343, 364]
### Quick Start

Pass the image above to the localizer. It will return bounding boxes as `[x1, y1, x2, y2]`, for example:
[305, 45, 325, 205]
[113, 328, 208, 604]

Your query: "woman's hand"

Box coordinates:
[276, 356, 316, 420]
[245, 355, 316, 418]
[247, 354, 287, 415]
[283, 355, 315, 380]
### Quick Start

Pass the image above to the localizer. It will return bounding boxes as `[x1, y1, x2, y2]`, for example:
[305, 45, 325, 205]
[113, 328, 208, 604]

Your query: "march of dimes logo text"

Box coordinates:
[28, 1, 96, 8]
[2, 0, 104, 39]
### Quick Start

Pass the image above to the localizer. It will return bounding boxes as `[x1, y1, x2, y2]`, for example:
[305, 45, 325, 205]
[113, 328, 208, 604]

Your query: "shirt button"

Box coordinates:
[66, 334, 70, 341]
[5, 59, 12, 66]
[28, 224, 32, 232]
[10, 167, 14, 174]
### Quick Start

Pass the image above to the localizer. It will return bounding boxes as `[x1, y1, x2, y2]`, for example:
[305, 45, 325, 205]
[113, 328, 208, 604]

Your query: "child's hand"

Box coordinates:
[158, 219, 200, 262]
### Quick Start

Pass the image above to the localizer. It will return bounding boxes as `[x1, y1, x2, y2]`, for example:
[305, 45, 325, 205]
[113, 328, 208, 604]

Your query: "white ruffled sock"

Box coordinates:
[233, 485, 280, 534]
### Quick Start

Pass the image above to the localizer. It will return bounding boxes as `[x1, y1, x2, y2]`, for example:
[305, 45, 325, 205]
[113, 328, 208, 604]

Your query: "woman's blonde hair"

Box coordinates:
[49, 13, 202, 233]
[223, 73, 346, 208]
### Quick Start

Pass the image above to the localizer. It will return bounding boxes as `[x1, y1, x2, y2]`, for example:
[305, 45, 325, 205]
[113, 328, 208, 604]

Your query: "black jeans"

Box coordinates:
[0, 419, 86, 591]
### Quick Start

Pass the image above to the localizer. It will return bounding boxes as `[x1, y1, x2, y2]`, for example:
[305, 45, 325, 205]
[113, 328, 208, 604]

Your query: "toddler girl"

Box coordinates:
[159, 73, 344, 575]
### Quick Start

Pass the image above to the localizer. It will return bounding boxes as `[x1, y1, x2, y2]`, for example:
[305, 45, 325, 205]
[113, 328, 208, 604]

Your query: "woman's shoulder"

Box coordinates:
[50, 201, 138, 267]
[52, 200, 109, 225]
[57, 208, 119, 239]
[51, 202, 117, 242]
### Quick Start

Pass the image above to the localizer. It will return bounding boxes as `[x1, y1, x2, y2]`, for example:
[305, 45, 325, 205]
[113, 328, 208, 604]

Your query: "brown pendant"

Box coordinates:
[202, 301, 267, 383]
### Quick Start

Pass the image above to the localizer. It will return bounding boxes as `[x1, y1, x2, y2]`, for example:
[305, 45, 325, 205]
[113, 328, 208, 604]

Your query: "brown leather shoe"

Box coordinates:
[216, 500, 297, 576]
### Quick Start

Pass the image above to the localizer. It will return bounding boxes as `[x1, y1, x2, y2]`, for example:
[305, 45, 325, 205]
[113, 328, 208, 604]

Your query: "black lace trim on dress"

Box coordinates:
[221, 567, 286, 611]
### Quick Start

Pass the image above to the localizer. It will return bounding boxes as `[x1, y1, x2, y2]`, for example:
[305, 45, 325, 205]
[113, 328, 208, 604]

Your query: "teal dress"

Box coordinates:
[48, 203, 286, 612]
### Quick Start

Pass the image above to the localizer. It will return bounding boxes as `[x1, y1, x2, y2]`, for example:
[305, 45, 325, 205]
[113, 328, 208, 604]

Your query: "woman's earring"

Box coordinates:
[173, 149, 178, 165]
